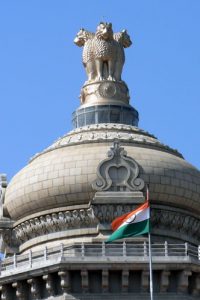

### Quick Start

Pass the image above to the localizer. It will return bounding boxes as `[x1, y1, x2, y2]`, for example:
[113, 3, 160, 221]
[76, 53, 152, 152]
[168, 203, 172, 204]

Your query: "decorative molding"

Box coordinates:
[93, 204, 200, 244]
[93, 204, 137, 224]
[12, 204, 200, 245]
[14, 207, 98, 243]
[92, 142, 144, 192]
[151, 208, 200, 243]
[30, 124, 182, 162]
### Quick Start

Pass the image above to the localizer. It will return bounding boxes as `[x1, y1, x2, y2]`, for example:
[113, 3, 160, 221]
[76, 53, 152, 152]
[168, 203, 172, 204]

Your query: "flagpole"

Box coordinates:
[147, 185, 154, 300]
[148, 232, 153, 300]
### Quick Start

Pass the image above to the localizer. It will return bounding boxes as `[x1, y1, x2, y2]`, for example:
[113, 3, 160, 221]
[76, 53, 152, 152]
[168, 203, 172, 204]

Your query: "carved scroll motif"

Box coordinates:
[92, 142, 144, 192]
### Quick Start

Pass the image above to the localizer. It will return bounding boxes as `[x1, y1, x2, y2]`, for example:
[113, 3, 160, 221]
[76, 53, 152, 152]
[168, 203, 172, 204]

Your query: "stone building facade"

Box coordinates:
[0, 22, 200, 299]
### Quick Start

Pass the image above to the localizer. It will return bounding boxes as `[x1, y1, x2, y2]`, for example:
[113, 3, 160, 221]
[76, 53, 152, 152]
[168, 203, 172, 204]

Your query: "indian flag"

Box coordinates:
[106, 201, 150, 243]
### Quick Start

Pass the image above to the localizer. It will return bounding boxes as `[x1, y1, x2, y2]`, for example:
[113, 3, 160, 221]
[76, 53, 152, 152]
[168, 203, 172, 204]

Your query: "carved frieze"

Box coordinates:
[14, 207, 98, 243]
[93, 204, 200, 244]
[30, 124, 182, 162]
[12, 202, 200, 246]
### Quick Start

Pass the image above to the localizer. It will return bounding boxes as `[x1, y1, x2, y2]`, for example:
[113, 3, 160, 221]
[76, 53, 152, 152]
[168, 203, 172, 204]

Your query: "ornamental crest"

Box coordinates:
[92, 142, 144, 192]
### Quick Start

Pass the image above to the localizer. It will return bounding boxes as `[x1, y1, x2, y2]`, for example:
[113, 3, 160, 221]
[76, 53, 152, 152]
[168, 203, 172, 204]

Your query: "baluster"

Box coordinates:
[13, 253, 17, 268]
[102, 241, 105, 257]
[29, 250, 32, 268]
[185, 242, 188, 257]
[144, 241, 147, 257]
[81, 242, 85, 258]
[44, 246, 48, 261]
[60, 243, 64, 258]
[198, 245, 200, 260]
[123, 241, 126, 257]
[164, 241, 168, 257]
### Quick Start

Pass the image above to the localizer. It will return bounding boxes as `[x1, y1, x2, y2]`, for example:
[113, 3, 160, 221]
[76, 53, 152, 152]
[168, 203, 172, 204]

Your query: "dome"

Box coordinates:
[3, 22, 200, 253]
[5, 123, 200, 222]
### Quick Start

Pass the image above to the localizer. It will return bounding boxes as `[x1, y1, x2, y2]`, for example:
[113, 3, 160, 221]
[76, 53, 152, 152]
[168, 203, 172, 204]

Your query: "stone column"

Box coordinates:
[0, 285, 10, 300]
[81, 269, 89, 293]
[160, 271, 170, 293]
[58, 271, 70, 295]
[27, 278, 40, 299]
[43, 274, 55, 297]
[12, 282, 26, 300]
[192, 273, 200, 296]
[122, 270, 129, 292]
[141, 271, 149, 293]
[102, 269, 109, 293]
[177, 270, 192, 294]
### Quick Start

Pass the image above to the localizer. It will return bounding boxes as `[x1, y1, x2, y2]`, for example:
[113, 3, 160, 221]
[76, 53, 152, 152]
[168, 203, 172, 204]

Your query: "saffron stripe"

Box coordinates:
[111, 201, 149, 231]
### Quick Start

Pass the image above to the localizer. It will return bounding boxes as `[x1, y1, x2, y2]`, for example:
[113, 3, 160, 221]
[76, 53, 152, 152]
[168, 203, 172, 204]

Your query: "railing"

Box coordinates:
[1, 241, 199, 275]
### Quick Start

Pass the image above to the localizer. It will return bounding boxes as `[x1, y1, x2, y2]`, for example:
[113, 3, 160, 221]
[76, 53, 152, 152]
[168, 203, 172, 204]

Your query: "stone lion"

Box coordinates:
[74, 23, 132, 83]
[74, 28, 96, 82]
[93, 22, 116, 81]
[113, 30, 132, 81]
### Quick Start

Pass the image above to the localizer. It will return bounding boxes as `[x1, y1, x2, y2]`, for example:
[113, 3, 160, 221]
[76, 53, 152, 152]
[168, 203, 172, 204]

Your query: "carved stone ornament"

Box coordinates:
[14, 207, 98, 244]
[31, 124, 182, 163]
[92, 141, 144, 192]
[92, 204, 200, 244]
[99, 81, 117, 98]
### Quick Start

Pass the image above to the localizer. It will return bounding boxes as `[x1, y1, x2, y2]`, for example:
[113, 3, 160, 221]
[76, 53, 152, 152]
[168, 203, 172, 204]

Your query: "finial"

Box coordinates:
[72, 23, 138, 129]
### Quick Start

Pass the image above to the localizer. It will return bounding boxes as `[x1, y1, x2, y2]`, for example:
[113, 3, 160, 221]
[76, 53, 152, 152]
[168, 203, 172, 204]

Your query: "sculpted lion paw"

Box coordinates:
[108, 76, 116, 81]
[97, 76, 104, 81]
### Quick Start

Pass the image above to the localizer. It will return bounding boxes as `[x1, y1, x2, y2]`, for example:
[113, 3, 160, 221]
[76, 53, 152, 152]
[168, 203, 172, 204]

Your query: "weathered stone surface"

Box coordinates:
[5, 125, 200, 222]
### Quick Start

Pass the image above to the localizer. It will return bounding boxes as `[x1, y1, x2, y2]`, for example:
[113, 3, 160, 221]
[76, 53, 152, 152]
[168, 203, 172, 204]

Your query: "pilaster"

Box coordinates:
[58, 271, 70, 295]
[43, 274, 55, 297]
[81, 269, 88, 293]
[27, 278, 40, 299]
[122, 270, 129, 292]
[177, 270, 192, 294]
[12, 282, 26, 300]
[102, 269, 109, 293]
[160, 270, 170, 293]
[141, 271, 149, 293]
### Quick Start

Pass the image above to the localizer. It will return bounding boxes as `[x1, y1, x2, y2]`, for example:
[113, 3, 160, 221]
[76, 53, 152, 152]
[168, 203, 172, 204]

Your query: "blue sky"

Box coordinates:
[0, 1, 200, 180]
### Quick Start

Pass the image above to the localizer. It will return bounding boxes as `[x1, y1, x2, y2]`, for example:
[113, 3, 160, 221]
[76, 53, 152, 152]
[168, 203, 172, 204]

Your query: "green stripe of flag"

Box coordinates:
[106, 219, 150, 243]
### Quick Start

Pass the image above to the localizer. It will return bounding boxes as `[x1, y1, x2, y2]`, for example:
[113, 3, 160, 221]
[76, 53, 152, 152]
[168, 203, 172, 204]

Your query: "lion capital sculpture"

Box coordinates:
[74, 22, 132, 83]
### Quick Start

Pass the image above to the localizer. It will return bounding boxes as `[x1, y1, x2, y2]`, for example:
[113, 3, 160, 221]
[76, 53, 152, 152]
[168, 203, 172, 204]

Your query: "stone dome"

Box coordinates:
[5, 123, 200, 223]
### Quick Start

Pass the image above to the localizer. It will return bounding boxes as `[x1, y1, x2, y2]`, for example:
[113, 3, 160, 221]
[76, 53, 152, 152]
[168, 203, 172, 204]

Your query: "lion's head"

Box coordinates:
[96, 22, 113, 41]
[74, 29, 94, 47]
[114, 30, 132, 48]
